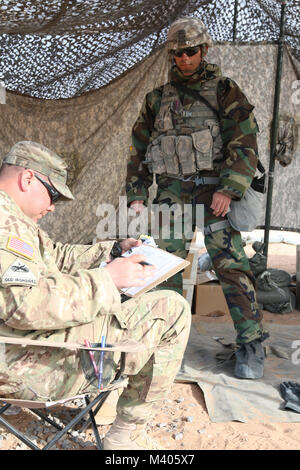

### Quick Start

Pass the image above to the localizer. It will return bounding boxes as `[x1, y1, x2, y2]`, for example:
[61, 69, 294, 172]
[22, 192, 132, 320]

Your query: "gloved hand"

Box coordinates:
[279, 381, 300, 413]
[198, 253, 213, 272]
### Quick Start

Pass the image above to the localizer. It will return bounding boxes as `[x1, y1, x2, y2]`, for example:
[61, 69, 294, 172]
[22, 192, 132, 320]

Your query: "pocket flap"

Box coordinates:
[176, 135, 193, 159]
[150, 145, 162, 162]
[161, 135, 176, 156]
[192, 129, 212, 153]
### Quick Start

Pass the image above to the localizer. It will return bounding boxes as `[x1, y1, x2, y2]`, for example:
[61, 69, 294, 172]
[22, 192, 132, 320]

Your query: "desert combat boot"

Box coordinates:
[103, 416, 164, 450]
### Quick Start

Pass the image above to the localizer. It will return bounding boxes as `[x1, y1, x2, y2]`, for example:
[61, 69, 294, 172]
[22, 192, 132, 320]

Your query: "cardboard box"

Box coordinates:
[196, 270, 218, 284]
[194, 282, 230, 317]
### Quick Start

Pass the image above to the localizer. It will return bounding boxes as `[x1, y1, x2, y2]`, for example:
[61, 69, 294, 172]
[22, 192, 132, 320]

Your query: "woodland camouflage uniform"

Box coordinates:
[126, 57, 267, 346]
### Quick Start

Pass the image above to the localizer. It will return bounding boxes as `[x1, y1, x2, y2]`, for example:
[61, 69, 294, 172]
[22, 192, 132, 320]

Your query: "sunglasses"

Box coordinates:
[172, 46, 201, 57]
[35, 173, 61, 204]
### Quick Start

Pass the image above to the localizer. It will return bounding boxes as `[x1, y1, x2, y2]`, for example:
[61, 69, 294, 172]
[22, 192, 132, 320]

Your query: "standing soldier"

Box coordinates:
[126, 16, 268, 379]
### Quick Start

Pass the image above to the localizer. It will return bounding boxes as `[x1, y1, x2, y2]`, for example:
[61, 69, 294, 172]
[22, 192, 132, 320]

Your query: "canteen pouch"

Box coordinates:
[227, 186, 264, 232]
[161, 135, 180, 175]
[176, 135, 196, 175]
[146, 140, 166, 174]
[205, 120, 220, 138]
[80, 343, 116, 387]
[192, 129, 213, 170]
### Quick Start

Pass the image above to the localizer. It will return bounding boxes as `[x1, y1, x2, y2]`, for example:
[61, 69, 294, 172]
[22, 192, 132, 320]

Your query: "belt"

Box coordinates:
[165, 175, 220, 186]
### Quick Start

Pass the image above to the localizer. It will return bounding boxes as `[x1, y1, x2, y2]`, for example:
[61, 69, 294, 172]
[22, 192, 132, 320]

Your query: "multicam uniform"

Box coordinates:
[126, 61, 267, 345]
[0, 190, 191, 422]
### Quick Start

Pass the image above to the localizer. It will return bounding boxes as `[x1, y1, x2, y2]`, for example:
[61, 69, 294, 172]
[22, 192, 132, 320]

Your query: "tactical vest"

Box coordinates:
[144, 77, 224, 176]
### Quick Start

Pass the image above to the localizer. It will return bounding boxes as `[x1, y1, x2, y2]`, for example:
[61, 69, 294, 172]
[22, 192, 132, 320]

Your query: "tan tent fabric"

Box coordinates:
[0, 49, 169, 243]
[0, 45, 299, 243]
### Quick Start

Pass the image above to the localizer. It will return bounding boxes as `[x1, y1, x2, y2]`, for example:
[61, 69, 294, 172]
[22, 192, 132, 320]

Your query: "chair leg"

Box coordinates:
[0, 403, 40, 450]
[0, 388, 120, 450]
[31, 409, 64, 431]
[42, 392, 108, 450]
[85, 396, 103, 450]
[79, 390, 110, 433]
[0, 402, 11, 416]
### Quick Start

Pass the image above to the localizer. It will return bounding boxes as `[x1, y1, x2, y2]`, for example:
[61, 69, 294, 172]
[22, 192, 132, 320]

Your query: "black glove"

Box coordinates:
[110, 241, 122, 259]
[279, 381, 300, 413]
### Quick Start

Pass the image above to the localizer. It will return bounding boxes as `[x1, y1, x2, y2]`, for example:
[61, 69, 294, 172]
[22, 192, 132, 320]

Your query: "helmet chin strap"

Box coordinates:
[201, 44, 209, 57]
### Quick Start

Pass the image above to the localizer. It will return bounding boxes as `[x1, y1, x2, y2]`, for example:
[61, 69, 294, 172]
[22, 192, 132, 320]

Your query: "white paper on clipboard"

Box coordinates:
[120, 244, 190, 298]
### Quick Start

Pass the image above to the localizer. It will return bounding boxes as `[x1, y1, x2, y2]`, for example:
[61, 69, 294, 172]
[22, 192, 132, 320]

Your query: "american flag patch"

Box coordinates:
[6, 236, 34, 260]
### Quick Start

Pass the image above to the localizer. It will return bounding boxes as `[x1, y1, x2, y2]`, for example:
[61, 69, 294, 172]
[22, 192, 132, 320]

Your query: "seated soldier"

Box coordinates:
[0, 141, 191, 450]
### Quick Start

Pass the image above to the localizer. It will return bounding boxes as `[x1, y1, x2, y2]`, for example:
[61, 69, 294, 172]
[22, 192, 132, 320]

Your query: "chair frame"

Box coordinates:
[0, 352, 126, 450]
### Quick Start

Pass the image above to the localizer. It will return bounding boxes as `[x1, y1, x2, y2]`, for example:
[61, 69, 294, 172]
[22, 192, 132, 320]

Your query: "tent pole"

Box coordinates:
[232, 0, 238, 41]
[296, 245, 300, 310]
[263, 0, 286, 260]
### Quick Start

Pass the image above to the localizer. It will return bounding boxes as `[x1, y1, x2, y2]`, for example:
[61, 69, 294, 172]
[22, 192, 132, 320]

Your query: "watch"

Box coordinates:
[110, 241, 122, 259]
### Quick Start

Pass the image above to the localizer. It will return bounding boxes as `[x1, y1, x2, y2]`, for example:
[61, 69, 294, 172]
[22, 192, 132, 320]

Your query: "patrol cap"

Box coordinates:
[167, 16, 213, 52]
[3, 141, 74, 201]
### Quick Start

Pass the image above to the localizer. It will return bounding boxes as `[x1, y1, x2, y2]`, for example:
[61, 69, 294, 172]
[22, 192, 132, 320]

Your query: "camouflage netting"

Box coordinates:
[0, 1, 299, 243]
[0, 0, 299, 98]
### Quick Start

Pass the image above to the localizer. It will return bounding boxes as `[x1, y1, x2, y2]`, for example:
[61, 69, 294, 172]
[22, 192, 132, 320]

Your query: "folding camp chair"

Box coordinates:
[0, 336, 143, 450]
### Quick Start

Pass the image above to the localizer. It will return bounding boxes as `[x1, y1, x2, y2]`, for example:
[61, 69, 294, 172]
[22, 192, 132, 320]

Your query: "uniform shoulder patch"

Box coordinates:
[2, 258, 37, 286]
[6, 235, 34, 260]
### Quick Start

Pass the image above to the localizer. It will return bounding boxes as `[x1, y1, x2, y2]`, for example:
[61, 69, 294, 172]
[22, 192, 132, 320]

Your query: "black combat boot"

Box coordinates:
[234, 339, 265, 379]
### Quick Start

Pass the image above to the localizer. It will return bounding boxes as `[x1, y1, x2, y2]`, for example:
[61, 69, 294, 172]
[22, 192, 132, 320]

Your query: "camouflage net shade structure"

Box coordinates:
[0, 0, 299, 243]
[0, 0, 299, 98]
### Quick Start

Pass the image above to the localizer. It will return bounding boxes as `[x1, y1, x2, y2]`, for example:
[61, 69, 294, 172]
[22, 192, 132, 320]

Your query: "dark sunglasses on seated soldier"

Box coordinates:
[34, 173, 61, 203]
[172, 46, 201, 57]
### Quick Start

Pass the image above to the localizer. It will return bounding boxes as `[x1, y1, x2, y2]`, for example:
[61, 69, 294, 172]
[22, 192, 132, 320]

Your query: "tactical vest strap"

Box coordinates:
[194, 176, 220, 186]
[170, 80, 221, 118]
[165, 174, 220, 185]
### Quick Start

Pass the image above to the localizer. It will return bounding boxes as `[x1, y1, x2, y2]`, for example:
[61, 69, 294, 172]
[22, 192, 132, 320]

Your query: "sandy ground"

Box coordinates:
[0, 242, 299, 451]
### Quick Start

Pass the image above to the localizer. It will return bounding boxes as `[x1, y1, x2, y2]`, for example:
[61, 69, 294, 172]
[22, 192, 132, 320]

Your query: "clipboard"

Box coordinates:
[120, 244, 190, 298]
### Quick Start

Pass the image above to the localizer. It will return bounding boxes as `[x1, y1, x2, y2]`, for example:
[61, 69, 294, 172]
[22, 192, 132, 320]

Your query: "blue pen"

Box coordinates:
[98, 335, 106, 390]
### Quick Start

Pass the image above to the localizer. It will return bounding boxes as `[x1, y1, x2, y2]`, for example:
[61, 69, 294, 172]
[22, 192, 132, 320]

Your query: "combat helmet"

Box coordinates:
[166, 16, 213, 52]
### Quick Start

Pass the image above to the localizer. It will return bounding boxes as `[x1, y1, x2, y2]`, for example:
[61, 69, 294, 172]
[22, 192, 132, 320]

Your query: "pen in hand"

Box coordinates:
[120, 255, 153, 267]
[105, 253, 157, 289]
